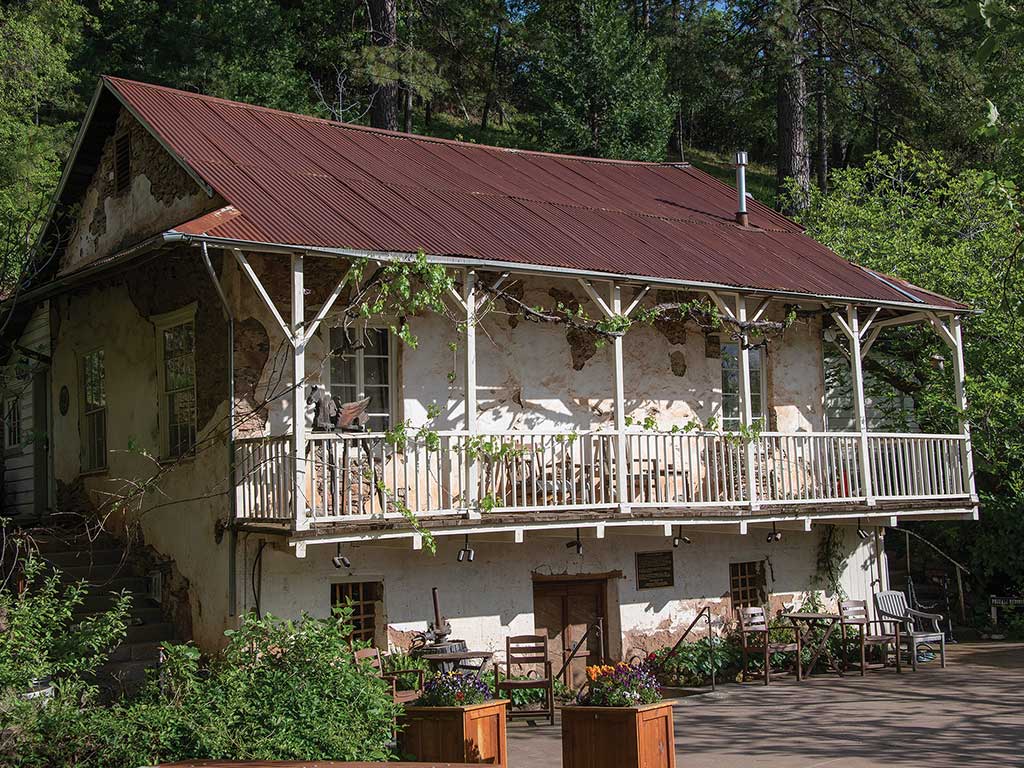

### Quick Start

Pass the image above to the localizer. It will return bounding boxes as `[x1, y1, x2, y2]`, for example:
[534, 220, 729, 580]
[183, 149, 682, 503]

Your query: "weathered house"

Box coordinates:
[3, 77, 978, 675]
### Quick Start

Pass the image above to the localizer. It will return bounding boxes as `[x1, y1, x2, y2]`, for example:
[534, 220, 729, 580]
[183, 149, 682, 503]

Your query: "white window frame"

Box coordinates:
[720, 339, 767, 431]
[3, 396, 21, 452]
[80, 348, 107, 472]
[324, 323, 398, 431]
[154, 305, 198, 459]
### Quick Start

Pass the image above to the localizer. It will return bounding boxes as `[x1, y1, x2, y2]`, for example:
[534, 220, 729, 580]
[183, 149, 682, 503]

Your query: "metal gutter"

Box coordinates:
[172, 231, 976, 316]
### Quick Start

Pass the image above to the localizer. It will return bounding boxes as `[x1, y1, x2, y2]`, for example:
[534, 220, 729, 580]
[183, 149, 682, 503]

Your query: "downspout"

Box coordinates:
[200, 241, 238, 617]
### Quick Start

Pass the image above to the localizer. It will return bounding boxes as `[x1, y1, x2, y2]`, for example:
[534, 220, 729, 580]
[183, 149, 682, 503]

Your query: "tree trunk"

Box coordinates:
[775, 11, 809, 211]
[404, 89, 413, 133]
[481, 23, 503, 132]
[815, 36, 827, 192]
[369, 0, 400, 131]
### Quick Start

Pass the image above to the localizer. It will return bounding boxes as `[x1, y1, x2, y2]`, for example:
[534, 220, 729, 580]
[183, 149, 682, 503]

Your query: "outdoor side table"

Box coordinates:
[782, 611, 845, 679]
[422, 650, 494, 677]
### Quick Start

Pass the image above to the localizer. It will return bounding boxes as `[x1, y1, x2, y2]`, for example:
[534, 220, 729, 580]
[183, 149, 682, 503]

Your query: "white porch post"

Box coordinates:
[949, 315, 976, 499]
[846, 305, 875, 506]
[291, 253, 308, 531]
[463, 269, 480, 517]
[735, 295, 759, 509]
[610, 283, 629, 512]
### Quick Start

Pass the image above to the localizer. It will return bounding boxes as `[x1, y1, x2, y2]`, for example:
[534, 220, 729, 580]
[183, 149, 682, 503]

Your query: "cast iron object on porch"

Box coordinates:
[561, 700, 676, 768]
[397, 699, 509, 765]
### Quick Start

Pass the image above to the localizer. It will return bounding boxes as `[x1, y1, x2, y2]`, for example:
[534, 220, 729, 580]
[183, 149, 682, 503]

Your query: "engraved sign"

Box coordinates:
[636, 551, 675, 589]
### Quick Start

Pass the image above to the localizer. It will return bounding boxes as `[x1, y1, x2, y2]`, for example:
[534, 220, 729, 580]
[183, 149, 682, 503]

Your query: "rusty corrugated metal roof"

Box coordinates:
[105, 76, 963, 310]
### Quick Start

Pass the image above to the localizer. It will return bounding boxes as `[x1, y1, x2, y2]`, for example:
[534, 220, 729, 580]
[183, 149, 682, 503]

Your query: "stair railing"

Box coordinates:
[555, 617, 604, 684]
[651, 605, 716, 691]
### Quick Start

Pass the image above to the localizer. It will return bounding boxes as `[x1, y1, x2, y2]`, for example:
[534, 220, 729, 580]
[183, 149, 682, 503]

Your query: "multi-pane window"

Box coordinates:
[82, 350, 107, 471]
[161, 321, 197, 457]
[329, 327, 392, 430]
[721, 341, 765, 431]
[4, 398, 20, 450]
[730, 561, 767, 609]
[331, 581, 382, 644]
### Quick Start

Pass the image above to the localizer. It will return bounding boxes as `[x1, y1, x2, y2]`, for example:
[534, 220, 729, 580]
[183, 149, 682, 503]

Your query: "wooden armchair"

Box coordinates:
[494, 634, 555, 725]
[354, 647, 424, 704]
[839, 599, 900, 675]
[737, 606, 800, 685]
[874, 590, 946, 671]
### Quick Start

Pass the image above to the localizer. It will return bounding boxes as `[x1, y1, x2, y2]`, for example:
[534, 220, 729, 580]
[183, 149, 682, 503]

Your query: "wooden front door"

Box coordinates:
[533, 579, 608, 688]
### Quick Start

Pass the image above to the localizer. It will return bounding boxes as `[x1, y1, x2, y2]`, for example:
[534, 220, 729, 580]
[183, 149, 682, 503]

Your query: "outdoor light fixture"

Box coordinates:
[457, 535, 475, 563]
[566, 529, 583, 556]
[767, 522, 782, 543]
[672, 526, 691, 548]
[331, 543, 351, 569]
[857, 519, 871, 540]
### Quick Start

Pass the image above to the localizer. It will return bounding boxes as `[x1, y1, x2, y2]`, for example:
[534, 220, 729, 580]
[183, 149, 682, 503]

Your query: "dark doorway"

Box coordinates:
[533, 578, 609, 687]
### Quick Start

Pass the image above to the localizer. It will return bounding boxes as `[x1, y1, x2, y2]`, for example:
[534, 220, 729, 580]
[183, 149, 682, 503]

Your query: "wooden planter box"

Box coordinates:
[398, 698, 508, 765]
[562, 701, 676, 768]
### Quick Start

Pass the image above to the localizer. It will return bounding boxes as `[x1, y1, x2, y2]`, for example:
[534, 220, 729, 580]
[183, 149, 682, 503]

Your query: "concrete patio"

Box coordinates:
[507, 642, 1024, 767]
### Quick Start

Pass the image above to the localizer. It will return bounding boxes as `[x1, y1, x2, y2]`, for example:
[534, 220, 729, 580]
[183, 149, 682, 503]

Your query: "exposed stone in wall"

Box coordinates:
[669, 351, 687, 377]
[651, 289, 697, 347]
[131, 542, 194, 643]
[234, 318, 270, 433]
[125, 247, 228, 434]
[548, 287, 599, 370]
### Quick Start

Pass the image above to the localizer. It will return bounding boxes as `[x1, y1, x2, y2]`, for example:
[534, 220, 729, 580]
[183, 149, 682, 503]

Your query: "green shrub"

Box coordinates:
[381, 649, 430, 691]
[5, 608, 403, 767]
[648, 636, 739, 687]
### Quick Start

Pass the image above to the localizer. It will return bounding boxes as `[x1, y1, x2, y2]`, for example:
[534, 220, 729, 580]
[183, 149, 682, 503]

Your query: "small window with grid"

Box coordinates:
[82, 349, 107, 471]
[729, 560, 766, 608]
[159, 318, 197, 458]
[4, 397, 20, 450]
[331, 581, 382, 645]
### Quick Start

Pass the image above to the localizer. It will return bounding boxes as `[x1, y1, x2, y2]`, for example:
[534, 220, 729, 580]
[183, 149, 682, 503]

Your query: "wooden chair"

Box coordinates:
[494, 634, 555, 725]
[839, 599, 900, 675]
[737, 606, 800, 685]
[354, 647, 424, 704]
[874, 590, 946, 671]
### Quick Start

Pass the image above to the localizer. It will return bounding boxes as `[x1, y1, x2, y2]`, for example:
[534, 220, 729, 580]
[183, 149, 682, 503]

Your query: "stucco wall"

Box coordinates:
[61, 108, 223, 275]
[242, 525, 882, 660]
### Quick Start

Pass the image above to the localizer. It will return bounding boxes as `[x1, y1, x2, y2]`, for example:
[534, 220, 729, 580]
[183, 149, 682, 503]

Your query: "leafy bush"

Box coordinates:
[5, 609, 403, 767]
[647, 637, 739, 687]
[381, 649, 430, 691]
[417, 671, 492, 706]
[0, 554, 130, 694]
[577, 662, 661, 707]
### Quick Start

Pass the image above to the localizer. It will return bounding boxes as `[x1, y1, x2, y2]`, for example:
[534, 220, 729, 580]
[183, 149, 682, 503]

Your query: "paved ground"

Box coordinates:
[507, 642, 1024, 767]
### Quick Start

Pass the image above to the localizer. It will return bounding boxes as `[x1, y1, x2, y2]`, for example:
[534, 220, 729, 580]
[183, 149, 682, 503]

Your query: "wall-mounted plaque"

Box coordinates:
[635, 551, 674, 589]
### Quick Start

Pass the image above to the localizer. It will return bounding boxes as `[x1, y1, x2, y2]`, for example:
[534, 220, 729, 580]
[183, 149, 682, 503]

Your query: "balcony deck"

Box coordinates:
[234, 429, 976, 537]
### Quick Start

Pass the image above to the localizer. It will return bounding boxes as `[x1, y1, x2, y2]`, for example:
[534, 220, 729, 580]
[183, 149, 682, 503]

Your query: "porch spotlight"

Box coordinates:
[672, 526, 691, 548]
[457, 535, 475, 563]
[331, 543, 351, 569]
[767, 522, 782, 543]
[566, 529, 583, 556]
[857, 519, 871, 540]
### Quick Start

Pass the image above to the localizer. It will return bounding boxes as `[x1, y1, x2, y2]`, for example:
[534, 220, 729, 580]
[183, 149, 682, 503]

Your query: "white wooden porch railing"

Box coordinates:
[233, 430, 972, 524]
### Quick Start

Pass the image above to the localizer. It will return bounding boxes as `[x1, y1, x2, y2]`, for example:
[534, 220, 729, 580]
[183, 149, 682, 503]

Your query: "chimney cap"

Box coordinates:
[734, 150, 748, 166]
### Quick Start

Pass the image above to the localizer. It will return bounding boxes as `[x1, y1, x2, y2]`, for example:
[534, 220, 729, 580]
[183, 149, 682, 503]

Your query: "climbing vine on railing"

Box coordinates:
[814, 524, 848, 599]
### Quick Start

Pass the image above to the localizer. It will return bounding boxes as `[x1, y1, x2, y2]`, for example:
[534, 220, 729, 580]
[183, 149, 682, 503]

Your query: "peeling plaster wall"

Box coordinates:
[61, 109, 224, 275]
[243, 527, 881, 660]
[49, 250, 234, 649]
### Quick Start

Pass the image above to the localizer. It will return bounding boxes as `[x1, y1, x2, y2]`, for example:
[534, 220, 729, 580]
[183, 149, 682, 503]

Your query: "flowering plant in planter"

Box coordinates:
[577, 663, 662, 707]
[417, 671, 492, 707]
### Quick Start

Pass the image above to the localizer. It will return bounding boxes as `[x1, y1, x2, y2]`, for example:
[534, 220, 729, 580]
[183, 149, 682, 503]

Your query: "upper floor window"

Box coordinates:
[721, 341, 765, 431]
[4, 397, 20, 450]
[328, 327, 393, 431]
[157, 310, 197, 458]
[82, 349, 107, 471]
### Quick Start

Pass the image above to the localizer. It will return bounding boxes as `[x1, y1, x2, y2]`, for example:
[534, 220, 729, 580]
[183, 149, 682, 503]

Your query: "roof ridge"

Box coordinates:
[102, 75, 693, 168]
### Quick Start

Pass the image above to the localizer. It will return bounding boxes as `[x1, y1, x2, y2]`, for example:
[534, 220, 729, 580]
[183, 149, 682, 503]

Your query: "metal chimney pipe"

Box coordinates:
[734, 151, 749, 227]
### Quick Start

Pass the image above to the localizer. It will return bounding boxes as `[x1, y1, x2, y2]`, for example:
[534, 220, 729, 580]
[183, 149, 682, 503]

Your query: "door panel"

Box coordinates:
[533, 579, 607, 688]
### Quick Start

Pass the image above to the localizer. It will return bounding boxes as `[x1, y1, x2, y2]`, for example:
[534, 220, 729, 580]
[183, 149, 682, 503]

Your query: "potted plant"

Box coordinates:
[397, 671, 508, 765]
[561, 663, 676, 768]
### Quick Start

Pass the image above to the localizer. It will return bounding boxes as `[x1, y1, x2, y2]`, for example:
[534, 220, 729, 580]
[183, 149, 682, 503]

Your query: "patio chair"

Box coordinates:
[874, 590, 946, 671]
[737, 606, 800, 685]
[839, 599, 900, 675]
[494, 634, 555, 725]
[354, 646, 424, 704]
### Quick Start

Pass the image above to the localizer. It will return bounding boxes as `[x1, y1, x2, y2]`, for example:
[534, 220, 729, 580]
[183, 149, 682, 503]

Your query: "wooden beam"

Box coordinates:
[624, 285, 652, 317]
[749, 296, 772, 324]
[304, 265, 357, 341]
[233, 248, 295, 345]
[859, 307, 882, 338]
[579, 279, 614, 319]
[847, 305, 875, 506]
[292, 253, 308, 531]
[609, 282, 629, 513]
[464, 269, 479, 518]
